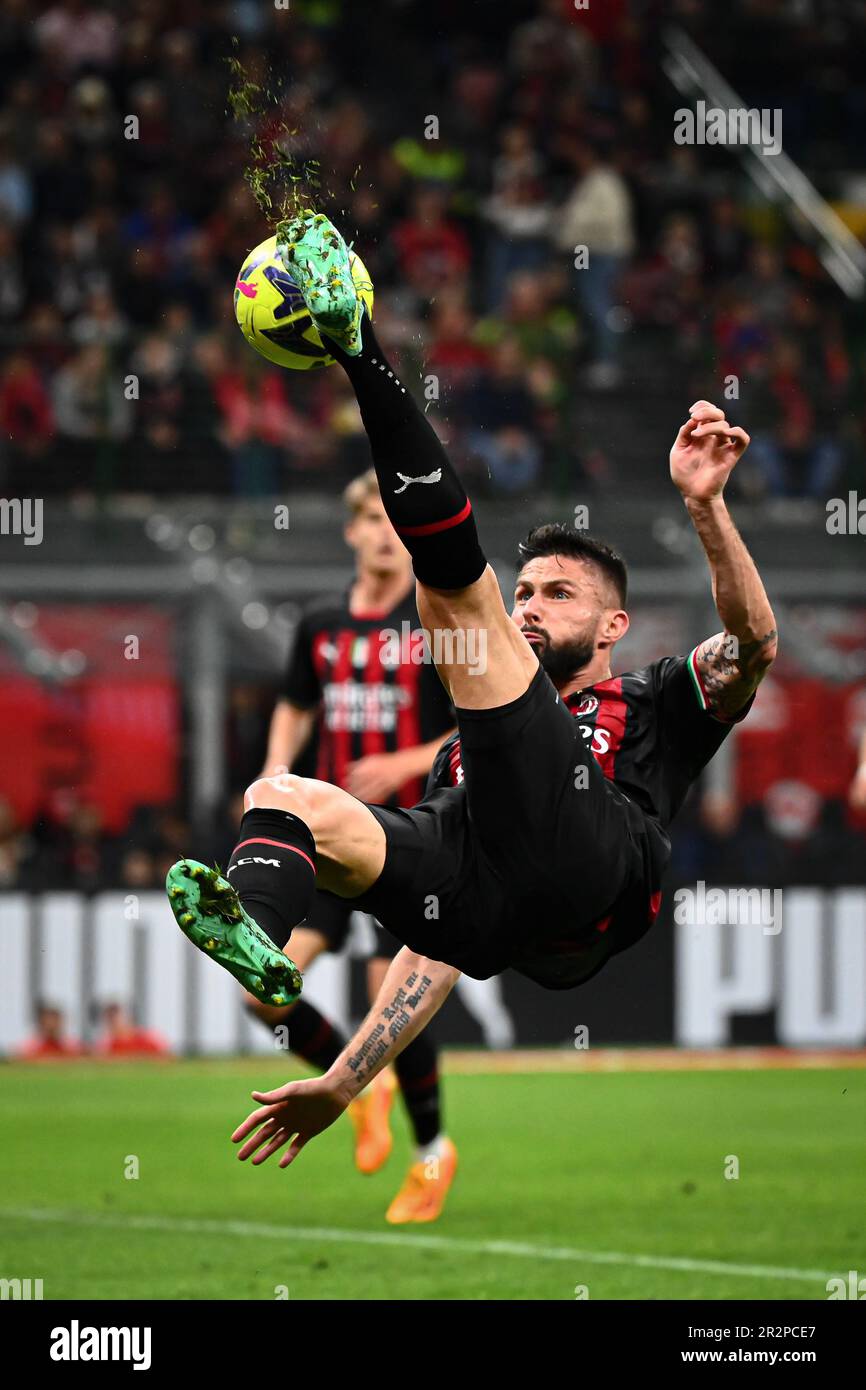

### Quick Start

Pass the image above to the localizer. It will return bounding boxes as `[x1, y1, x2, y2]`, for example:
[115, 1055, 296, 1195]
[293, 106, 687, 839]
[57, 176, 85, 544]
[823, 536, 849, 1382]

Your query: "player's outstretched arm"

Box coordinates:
[231, 947, 460, 1169]
[259, 699, 316, 778]
[670, 401, 778, 720]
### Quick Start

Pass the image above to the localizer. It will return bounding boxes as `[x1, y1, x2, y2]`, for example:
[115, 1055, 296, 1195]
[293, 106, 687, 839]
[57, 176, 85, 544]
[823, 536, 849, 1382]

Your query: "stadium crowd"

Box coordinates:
[15, 999, 170, 1058]
[0, 0, 864, 501]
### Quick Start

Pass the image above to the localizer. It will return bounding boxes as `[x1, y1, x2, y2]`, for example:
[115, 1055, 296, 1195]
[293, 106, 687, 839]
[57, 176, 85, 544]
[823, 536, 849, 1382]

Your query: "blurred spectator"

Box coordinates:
[102, 803, 195, 887]
[0, 220, 26, 321]
[119, 847, 157, 886]
[0, 352, 55, 460]
[703, 195, 752, 283]
[69, 75, 116, 150]
[392, 185, 471, 302]
[34, 0, 120, 75]
[123, 80, 173, 173]
[448, 63, 501, 188]
[117, 245, 169, 327]
[0, 124, 32, 225]
[481, 126, 553, 309]
[554, 141, 635, 387]
[466, 337, 543, 494]
[122, 184, 194, 276]
[426, 291, 490, 415]
[93, 1002, 170, 1058]
[73, 202, 126, 288]
[213, 350, 322, 495]
[16, 1002, 87, 1060]
[159, 29, 219, 155]
[478, 270, 578, 366]
[322, 97, 375, 181]
[23, 302, 68, 373]
[748, 417, 844, 501]
[0, 798, 39, 887]
[130, 332, 187, 457]
[734, 244, 790, 329]
[713, 294, 771, 384]
[509, 0, 597, 88]
[764, 779, 822, 845]
[33, 794, 119, 889]
[671, 788, 784, 887]
[45, 222, 94, 319]
[764, 784, 863, 886]
[32, 122, 89, 223]
[52, 344, 133, 461]
[70, 286, 128, 349]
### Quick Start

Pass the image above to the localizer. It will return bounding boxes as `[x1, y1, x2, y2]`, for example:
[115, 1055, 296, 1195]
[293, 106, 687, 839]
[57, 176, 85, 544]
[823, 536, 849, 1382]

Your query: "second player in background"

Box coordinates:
[250, 468, 514, 1222]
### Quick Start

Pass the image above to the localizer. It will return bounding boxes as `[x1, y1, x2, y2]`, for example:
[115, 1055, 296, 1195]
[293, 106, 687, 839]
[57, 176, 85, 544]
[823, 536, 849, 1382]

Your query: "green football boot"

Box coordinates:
[276, 210, 365, 356]
[166, 859, 302, 1007]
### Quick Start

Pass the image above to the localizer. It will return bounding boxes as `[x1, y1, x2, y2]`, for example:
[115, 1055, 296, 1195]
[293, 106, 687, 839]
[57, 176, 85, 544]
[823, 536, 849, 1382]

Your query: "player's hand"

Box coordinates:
[231, 1075, 351, 1169]
[849, 765, 866, 810]
[346, 752, 409, 802]
[670, 401, 750, 502]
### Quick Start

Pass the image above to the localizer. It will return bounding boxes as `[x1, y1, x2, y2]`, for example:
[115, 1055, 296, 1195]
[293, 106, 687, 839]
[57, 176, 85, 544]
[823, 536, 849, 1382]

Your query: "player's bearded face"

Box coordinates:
[527, 625, 596, 682]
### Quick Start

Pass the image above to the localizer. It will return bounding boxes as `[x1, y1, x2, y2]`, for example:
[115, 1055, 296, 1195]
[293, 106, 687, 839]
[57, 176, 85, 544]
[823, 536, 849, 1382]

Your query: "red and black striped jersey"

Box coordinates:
[428, 649, 752, 830]
[284, 588, 454, 808]
[426, 650, 753, 987]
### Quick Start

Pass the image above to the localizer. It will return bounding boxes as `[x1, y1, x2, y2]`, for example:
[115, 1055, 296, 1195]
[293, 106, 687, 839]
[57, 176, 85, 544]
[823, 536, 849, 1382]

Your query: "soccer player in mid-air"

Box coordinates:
[167, 210, 778, 1171]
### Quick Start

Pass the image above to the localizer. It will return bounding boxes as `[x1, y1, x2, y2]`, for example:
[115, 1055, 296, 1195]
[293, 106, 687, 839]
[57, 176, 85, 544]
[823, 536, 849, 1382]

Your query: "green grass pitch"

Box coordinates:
[0, 1059, 863, 1300]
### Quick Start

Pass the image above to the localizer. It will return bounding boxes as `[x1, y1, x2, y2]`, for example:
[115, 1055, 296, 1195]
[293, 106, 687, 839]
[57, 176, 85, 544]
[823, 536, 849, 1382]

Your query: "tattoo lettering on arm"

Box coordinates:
[343, 969, 434, 1086]
[695, 628, 778, 720]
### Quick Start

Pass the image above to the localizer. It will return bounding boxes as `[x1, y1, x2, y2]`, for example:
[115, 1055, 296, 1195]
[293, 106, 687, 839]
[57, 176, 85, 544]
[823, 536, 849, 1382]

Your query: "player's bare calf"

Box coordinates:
[415, 566, 539, 710]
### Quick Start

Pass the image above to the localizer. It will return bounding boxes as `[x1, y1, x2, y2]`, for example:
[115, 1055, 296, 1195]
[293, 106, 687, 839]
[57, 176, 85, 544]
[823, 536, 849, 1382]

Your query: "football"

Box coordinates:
[233, 234, 374, 370]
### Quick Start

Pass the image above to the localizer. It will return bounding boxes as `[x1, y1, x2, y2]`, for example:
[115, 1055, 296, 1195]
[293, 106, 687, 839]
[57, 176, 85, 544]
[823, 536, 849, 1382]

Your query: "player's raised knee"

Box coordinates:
[244, 771, 311, 814]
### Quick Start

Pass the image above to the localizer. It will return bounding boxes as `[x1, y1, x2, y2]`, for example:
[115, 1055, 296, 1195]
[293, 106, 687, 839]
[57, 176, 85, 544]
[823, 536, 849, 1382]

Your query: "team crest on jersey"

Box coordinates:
[351, 636, 369, 668]
[573, 694, 599, 717]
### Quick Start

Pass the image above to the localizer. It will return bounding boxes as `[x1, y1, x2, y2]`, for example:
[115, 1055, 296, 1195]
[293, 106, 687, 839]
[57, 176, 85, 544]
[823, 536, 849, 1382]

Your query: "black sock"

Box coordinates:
[326, 318, 487, 590]
[251, 999, 347, 1072]
[227, 807, 317, 949]
[394, 1029, 441, 1147]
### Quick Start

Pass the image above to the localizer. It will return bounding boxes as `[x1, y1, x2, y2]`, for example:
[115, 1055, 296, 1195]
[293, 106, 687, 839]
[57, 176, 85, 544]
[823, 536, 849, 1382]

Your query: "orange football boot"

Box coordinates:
[385, 1138, 458, 1224]
[348, 1067, 396, 1174]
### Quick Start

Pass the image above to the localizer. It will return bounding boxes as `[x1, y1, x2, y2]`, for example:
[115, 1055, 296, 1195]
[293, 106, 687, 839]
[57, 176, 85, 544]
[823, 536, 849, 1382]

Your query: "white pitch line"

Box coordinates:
[0, 1207, 834, 1286]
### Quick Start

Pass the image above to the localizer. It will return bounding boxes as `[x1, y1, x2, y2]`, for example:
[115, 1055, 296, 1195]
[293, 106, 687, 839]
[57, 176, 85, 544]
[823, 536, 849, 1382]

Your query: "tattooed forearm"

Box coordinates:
[343, 967, 436, 1087]
[696, 628, 778, 717]
[685, 495, 778, 718]
[345, 1021, 387, 1075]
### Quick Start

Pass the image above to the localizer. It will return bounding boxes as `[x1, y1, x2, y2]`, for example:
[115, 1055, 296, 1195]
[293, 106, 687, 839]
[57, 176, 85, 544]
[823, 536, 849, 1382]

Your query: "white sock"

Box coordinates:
[415, 1134, 449, 1164]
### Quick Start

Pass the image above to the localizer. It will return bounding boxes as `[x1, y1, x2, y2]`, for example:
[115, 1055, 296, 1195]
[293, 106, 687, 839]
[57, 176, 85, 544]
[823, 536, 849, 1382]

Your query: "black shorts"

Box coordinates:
[300, 890, 402, 961]
[354, 665, 663, 984]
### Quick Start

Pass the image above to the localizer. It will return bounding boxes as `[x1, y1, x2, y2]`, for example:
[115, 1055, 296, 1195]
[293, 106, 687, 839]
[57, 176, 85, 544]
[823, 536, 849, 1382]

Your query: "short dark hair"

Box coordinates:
[517, 524, 628, 606]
